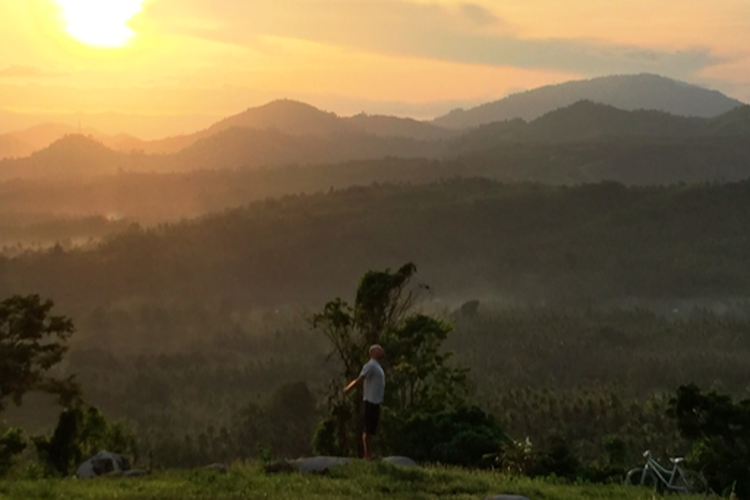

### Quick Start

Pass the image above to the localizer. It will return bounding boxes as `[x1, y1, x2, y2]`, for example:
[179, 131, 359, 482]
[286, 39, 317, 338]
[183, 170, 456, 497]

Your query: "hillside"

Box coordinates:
[5, 179, 750, 310]
[207, 99, 346, 136]
[0, 135, 138, 180]
[706, 105, 750, 135]
[344, 113, 458, 140]
[0, 123, 112, 160]
[0, 134, 34, 159]
[447, 101, 708, 147]
[166, 126, 434, 171]
[3, 134, 750, 224]
[131, 100, 455, 154]
[434, 74, 745, 129]
[0, 127, 434, 181]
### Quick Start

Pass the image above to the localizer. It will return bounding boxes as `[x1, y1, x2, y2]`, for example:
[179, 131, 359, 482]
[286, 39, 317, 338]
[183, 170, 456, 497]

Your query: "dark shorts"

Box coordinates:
[363, 401, 381, 435]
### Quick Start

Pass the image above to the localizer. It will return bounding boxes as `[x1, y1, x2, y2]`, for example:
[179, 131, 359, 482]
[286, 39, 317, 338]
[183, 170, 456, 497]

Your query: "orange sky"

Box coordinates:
[1, 0, 748, 137]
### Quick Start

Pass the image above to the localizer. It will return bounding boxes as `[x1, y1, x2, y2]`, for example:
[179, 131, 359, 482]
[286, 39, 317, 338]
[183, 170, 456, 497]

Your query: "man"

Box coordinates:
[344, 344, 385, 459]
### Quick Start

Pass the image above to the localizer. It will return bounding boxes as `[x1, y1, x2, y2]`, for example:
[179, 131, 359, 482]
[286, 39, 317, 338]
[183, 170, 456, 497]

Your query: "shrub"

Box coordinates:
[396, 406, 505, 467]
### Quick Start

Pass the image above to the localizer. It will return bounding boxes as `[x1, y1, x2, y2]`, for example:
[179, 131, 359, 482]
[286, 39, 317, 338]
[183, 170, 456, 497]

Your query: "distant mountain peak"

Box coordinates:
[434, 74, 745, 129]
[254, 99, 333, 113]
[206, 99, 343, 137]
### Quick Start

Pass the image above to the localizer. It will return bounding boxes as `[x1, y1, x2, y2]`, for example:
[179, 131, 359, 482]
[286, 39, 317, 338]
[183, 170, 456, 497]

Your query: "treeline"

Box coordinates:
[3, 179, 750, 311]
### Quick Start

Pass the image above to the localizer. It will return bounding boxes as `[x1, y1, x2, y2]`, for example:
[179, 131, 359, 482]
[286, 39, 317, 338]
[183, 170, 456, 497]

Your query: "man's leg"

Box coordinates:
[363, 401, 378, 459]
[362, 433, 371, 459]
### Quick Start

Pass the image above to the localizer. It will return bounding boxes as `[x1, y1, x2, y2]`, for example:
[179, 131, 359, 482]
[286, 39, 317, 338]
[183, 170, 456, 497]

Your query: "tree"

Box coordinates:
[34, 404, 137, 476]
[0, 295, 80, 414]
[668, 384, 750, 497]
[311, 263, 469, 456]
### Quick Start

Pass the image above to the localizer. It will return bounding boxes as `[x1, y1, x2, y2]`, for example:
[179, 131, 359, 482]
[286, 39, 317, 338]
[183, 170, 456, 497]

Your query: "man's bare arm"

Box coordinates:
[344, 375, 364, 394]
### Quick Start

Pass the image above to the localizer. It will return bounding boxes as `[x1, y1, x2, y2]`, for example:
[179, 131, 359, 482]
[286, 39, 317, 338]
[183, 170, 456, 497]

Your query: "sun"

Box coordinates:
[55, 0, 144, 48]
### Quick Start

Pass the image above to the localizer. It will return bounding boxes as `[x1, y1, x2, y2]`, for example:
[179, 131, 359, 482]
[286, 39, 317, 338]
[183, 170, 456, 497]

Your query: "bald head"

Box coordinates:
[369, 344, 385, 361]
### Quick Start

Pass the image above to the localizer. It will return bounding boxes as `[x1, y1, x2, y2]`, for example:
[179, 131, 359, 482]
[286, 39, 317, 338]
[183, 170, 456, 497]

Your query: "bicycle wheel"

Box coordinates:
[681, 471, 708, 495]
[624, 468, 643, 486]
[624, 468, 661, 492]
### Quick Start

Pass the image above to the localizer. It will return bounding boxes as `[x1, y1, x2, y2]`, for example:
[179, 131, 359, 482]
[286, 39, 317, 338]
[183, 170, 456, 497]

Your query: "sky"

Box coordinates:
[1, 0, 749, 137]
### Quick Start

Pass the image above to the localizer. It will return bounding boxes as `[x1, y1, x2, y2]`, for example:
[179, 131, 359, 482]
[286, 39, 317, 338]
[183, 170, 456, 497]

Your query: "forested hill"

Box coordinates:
[3, 179, 750, 311]
[448, 101, 750, 147]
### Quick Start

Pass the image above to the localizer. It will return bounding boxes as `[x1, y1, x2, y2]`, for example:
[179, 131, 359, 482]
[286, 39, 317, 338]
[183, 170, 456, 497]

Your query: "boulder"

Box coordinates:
[382, 456, 417, 467]
[203, 463, 228, 473]
[76, 451, 131, 479]
[288, 456, 353, 474]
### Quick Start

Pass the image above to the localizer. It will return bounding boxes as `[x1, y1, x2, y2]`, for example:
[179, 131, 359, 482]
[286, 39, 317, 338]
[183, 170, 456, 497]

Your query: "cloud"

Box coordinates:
[0, 65, 67, 78]
[139, 0, 722, 80]
[459, 3, 500, 27]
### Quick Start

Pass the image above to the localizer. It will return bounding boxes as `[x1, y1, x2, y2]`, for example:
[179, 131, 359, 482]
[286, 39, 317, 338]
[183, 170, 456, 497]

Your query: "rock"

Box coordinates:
[203, 463, 228, 473]
[288, 456, 353, 474]
[76, 451, 131, 479]
[123, 469, 148, 478]
[483, 495, 531, 500]
[381, 456, 417, 467]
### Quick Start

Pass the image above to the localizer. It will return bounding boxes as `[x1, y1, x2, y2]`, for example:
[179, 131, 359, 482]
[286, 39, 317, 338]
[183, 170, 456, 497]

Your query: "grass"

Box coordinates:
[0, 461, 689, 500]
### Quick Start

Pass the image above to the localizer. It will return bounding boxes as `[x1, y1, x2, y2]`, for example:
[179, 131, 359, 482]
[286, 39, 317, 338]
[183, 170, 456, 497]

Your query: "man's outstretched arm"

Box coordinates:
[344, 375, 364, 395]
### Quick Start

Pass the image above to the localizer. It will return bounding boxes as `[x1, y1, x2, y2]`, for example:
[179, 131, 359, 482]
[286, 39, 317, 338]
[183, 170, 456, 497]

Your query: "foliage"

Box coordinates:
[532, 435, 581, 481]
[237, 381, 318, 460]
[0, 428, 27, 476]
[311, 263, 470, 456]
[33, 404, 137, 477]
[668, 384, 750, 496]
[0, 295, 80, 413]
[395, 405, 505, 467]
[492, 437, 535, 476]
[143, 381, 319, 469]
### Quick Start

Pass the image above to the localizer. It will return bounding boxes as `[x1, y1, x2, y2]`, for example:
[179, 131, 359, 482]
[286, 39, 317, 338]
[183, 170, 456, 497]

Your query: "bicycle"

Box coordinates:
[624, 450, 707, 494]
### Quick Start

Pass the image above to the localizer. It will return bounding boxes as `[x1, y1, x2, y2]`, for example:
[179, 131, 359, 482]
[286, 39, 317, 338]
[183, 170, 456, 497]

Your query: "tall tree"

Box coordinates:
[311, 263, 468, 456]
[0, 294, 80, 414]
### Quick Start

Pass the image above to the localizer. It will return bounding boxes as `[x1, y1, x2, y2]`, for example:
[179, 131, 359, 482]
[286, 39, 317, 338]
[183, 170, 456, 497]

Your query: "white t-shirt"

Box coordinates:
[360, 358, 385, 404]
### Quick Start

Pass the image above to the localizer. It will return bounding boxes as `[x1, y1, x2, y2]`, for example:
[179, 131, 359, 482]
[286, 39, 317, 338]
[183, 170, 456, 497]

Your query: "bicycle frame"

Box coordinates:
[642, 451, 691, 492]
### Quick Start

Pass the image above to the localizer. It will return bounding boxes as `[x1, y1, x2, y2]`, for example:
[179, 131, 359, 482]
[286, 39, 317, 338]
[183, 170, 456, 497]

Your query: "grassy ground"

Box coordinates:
[0, 461, 682, 500]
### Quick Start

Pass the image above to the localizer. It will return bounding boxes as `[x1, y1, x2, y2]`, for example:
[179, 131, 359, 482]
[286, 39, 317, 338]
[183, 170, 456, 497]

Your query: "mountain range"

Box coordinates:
[2, 99, 750, 184]
[1, 73, 745, 162]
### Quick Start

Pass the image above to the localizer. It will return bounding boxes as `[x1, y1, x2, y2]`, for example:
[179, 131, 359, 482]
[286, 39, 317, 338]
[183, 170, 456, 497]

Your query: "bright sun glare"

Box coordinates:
[56, 0, 144, 48]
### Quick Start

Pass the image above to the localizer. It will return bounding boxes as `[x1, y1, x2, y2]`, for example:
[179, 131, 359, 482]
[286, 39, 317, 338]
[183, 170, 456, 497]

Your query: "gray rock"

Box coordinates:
[382, 456, 417, 467]
[203, 463, 228, 473]
[288, 456, 353, 473]
[76, 451, 131, 479]
[483, 495, 531, 500]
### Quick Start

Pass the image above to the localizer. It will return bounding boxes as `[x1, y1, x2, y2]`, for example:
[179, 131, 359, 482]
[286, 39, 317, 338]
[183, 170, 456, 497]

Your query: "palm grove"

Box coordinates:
[3, 258, 750, 496]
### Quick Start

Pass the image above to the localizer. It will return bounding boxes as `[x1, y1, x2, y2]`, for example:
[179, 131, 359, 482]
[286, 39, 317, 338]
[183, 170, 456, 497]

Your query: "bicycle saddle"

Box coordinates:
[670, 457, 685, 464]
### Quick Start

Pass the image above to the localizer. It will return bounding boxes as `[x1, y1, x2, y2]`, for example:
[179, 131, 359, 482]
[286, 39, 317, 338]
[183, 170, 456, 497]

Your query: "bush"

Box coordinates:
[0, 428, 27, 475]
[396, 406, 505, 467]
[34, 404, 137, 476]
[668, 384, 750, 497]
[532, 435, 580, 481]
